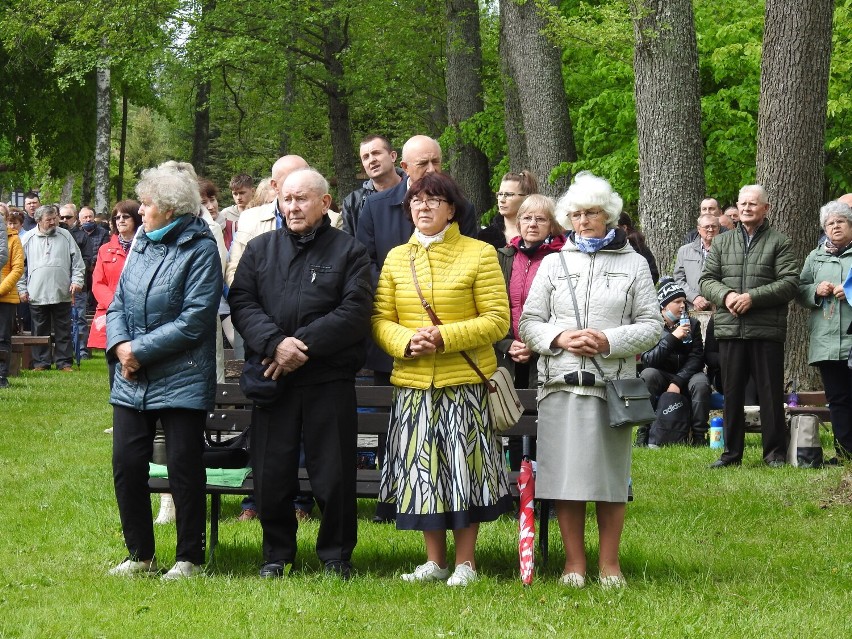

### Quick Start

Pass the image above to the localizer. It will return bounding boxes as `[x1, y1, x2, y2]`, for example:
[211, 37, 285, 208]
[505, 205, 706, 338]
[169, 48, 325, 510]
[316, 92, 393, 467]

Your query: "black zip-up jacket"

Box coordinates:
[640, 317, 705, 391]
[228, 216, 374, 386]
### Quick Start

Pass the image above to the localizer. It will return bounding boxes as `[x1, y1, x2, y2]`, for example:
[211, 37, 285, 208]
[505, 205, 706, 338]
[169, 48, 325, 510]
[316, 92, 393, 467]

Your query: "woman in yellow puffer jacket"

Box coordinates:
[0, 206, 25, 387]
[372, 172, 511, 587]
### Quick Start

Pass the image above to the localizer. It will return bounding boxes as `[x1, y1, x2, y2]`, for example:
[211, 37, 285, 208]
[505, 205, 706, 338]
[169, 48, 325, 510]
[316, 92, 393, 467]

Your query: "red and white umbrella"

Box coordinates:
[517, 457, 536, 585]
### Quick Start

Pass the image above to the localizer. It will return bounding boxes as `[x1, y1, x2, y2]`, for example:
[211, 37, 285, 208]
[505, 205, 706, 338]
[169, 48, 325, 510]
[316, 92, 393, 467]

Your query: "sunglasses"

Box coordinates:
[59, 215, 75, 220]
[114, 214, 133, 220]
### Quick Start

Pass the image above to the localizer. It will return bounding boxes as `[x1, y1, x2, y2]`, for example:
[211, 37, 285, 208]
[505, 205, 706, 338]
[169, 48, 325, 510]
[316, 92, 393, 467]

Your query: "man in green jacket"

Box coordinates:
[699, 184, 799, 468]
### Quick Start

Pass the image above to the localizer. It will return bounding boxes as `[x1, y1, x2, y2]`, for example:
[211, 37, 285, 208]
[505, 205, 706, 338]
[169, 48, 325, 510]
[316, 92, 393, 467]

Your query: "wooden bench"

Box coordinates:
[786, 391, 831, 426]
[8, 335, 52, 376]
[149, 383, 546, 563]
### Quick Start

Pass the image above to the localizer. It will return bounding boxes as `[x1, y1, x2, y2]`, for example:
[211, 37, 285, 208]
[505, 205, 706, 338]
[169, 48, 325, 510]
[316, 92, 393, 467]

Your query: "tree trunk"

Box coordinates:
[81, 158, 93, 207]
[632, 0, 704, 275]
[60, 174, 74, 205]
[116, 91, 128, 201]
[499, 19, 528, 173]
[500, 0, 576, 198]
[94, 61, 111, 217]
[191, 79, 211, 177]
[322, 12, 357, 201]
[756, 0, 834, 390]
[445, 0, 492, 221]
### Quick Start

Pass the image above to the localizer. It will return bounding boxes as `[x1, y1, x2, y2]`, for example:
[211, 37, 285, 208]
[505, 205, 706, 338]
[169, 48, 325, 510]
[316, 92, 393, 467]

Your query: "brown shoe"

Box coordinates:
[58, 367, 74, 372]
[295, 509, 311, 522]
[238, 508, 257, 522]
[32, 366, 49, 371]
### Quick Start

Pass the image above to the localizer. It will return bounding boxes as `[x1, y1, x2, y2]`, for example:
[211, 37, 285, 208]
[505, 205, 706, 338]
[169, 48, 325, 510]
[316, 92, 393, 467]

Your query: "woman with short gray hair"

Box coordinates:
[796, 199, 852, 464]
[107, 161, 223, 580]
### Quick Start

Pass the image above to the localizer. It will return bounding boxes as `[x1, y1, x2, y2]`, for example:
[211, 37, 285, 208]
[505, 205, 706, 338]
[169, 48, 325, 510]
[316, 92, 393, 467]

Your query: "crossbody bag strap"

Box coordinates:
[557, 251, 608, 381]
[409, 252, 493, 389]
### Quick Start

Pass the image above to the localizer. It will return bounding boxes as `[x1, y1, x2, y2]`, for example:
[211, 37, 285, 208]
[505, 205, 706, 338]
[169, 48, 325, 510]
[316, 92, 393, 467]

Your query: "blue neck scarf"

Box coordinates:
[575, 228, 616, 254]
[145, 217, 182, 242]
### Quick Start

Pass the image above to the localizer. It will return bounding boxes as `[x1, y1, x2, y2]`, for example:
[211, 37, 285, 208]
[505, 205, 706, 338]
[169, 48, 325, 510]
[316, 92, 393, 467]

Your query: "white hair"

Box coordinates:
[554, 171, 623, 229]
[819, 200, 852, 229]
[739, 184, 769, 204]
[135, 161, 202, 217]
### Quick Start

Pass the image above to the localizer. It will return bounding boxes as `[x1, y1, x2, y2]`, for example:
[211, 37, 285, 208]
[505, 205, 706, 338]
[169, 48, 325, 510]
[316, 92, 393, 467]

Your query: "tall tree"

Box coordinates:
[445, 0, 492, 218]
[632, 0, 704, 271]
[94, 45, 112, 217]
[756, 0, 834, 387]
[500, 0, 576, 197]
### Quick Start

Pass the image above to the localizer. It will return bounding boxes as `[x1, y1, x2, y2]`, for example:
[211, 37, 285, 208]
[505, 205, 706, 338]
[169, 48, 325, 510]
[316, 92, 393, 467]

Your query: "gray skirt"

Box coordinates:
[536, 391, 632, 502]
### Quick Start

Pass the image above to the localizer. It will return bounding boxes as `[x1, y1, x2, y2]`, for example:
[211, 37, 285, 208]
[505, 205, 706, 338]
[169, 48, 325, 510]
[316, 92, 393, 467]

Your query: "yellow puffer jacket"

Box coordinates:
[372, 223, 510, 389]
[0, 228, 24, 304]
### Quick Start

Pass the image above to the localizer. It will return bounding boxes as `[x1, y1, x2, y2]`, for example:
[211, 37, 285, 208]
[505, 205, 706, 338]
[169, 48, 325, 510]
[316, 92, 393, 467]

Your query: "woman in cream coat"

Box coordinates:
[372, 172, 511, 587]
[519, 172, 661, 589]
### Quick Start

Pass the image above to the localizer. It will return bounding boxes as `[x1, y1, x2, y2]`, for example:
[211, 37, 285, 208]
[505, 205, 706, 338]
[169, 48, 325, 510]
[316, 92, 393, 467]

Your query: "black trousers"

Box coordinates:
[816, 360, 852, 459]
[112, 406, 207, 565]
[640, 367, 711, 434]
[252, 380, 358, 564]
[719, 339, 787, 463]
[0, 303, 15, 377]
[30, 302, 73, 368]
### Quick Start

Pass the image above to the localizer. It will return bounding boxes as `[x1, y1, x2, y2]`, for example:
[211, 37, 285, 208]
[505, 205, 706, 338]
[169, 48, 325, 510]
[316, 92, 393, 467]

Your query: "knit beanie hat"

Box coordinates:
[657, 280, 686, 308]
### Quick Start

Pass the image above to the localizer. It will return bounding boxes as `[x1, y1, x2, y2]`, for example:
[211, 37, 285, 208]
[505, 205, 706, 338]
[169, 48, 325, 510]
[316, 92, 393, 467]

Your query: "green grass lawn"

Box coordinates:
[1, 353, 849, 638]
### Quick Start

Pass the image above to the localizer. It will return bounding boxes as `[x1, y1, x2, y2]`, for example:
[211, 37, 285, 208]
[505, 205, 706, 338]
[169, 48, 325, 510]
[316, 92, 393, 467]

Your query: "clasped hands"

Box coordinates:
[115, 341, 141, 381]
[406, 326, 444, 358]
[552, 328, 609, 357]
[263, 337, 309, 380]
[724, 291, 753, 317]
[816, 280, 846, 301]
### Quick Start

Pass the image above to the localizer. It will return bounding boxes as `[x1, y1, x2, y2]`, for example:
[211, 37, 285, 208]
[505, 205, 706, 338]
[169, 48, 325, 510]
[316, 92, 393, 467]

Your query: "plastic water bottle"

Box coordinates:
[680, 309, 692, 344]
[788, 381, 799, 407]
[709, 416, 724, 449]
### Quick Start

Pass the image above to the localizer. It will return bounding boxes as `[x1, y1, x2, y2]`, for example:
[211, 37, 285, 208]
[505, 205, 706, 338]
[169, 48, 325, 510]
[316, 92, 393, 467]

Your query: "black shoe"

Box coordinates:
[372, 515, 393, 524]
[0, 377, 9, 389]
[635, 425, 650, 448]
[259, 561, 289, 578]
[324, 559, 352, 580]
[765, 459, 785, 468]
[691, 431, 708, 447]
[709, 458, 741, 469]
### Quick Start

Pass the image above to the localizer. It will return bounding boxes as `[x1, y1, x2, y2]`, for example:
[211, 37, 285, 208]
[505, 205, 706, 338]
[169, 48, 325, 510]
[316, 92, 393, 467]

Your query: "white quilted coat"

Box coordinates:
[518, 235, 663, 400]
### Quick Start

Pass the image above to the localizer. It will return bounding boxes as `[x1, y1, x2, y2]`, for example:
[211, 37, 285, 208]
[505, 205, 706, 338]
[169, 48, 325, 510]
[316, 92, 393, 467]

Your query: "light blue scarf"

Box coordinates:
[575, 228, 616, 254]
[145, 217, 182, 242]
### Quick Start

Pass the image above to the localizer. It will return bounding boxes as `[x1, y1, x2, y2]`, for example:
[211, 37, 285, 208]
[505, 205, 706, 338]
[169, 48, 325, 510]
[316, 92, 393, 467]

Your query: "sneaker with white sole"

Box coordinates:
[108, 557, 159, 576]
[401, 561, 451, 582]
[446, 561, 477, 586]
[600, 574, 627, 589]
[560, 572, 586, 588]
[162, 561, 202, 580]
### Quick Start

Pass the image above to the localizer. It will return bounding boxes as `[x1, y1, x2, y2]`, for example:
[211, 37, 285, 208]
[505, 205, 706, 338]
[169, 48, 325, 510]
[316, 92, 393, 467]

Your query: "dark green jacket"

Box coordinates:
[699, 220, 799, 342]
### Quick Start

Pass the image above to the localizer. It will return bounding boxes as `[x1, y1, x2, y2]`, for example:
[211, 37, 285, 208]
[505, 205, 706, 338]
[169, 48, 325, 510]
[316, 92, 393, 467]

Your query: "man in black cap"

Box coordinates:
[637, 280, 710, 447]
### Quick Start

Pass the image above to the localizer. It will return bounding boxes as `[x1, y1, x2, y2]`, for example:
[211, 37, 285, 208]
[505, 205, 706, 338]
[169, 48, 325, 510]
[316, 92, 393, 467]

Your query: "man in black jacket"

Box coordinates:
[638, 280, 710, 446]
[341, 134, 403, 236]
[229, 168, 373, 580]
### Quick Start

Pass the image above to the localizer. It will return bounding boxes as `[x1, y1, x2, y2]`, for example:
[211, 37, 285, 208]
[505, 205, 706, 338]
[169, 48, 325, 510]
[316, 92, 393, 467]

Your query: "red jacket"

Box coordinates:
[87, 235, 128, 349]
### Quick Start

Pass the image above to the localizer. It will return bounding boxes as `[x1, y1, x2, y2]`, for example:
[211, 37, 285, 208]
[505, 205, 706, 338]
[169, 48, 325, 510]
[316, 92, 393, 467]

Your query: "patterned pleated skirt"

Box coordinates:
[376, 383, 513, 530]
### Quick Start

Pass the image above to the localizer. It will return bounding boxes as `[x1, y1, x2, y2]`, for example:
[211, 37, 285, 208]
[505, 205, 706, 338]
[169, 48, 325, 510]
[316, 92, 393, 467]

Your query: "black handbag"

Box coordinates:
[203, 428, 250, 469]
[557, 252, 655, 429]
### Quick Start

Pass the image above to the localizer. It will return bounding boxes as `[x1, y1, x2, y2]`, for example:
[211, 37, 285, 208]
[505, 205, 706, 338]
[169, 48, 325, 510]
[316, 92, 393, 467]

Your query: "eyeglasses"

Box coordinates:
[519, 216, 549, 226]
[410, 197, 447, 209]
[699, 224, 720, 231]
[496, 192, 526, 199]
[114, 214, 133, 220]
[569, 210, 603, 222]
[59, 215, 75, 220]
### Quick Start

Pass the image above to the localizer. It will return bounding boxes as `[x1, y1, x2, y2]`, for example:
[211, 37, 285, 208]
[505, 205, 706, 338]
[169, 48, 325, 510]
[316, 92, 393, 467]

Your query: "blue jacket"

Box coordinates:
[107, 215, 223, 411]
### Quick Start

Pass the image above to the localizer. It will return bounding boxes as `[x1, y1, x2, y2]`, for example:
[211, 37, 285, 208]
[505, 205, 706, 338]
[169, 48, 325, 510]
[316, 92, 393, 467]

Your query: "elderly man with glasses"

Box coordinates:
[673, 213, 721, 312]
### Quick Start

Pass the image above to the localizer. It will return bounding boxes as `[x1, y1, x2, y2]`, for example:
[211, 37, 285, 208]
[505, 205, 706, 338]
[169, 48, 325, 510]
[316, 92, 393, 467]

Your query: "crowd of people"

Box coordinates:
[3, 133, 852, 589]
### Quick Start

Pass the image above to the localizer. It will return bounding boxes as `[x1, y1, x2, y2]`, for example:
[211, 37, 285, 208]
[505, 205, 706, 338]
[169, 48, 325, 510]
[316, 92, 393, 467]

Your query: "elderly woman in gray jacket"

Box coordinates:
[519, 172, 661, 589]
[107, 161, 222, 580]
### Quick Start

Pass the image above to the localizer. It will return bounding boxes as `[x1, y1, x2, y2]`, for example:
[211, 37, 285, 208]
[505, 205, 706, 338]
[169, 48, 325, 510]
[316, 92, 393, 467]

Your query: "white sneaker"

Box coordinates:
[446, 561, 477, 587]
[560, 572, 586, 588]
[401, 561, 451, 582]
[154, 494, 176, 525]
[162, 561, 202, 580]
[108, 557, 158, 576]
[600, 574, 627, 589]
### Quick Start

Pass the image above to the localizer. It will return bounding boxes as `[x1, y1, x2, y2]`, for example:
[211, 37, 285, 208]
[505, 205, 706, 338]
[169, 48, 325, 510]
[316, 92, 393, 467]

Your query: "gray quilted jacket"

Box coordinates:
[0, 218, 7, 269]
[519, 231, 663, 400]
[107, 215, 223, 411]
